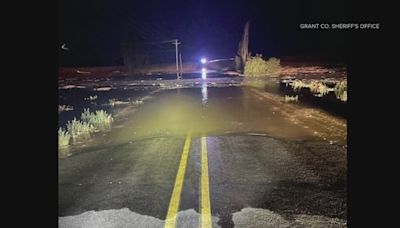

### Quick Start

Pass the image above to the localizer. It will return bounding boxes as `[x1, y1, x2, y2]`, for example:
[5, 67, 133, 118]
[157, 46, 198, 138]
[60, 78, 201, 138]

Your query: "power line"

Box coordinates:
[123, 39, 177, 46]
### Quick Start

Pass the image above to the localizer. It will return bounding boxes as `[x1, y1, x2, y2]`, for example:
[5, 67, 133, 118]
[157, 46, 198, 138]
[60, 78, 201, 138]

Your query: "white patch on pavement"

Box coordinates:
[232, 208, 346, 228]
[59, 208, 163, 228]
[59, 207, 345, 227]
[59, 208, 221, 228]
[232, 208, 291, 228]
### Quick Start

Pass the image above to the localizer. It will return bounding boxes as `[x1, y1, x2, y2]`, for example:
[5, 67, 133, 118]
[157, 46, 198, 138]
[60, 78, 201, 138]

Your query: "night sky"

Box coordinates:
[59, 0, 348, 66]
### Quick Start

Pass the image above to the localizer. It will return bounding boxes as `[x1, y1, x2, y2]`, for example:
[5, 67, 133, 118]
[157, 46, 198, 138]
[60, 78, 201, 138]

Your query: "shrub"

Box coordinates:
[58, 128, 71, 147]
[284, 95, 299, 102]
[290, 80, 309, 90]
[58, 109, 114, 157]
[339, 91, 347, 102]
[244, 54, 281, 77]
[335, 80, 347, 102]
[264, 57, 281, 74]
[67, 118, 94, 140]
[81, 108, 113, 131]
[309, 81, 330, 97]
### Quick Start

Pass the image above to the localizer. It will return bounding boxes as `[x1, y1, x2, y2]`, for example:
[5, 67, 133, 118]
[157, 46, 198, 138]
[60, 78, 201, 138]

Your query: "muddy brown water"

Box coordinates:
[59, 80, 346, 155]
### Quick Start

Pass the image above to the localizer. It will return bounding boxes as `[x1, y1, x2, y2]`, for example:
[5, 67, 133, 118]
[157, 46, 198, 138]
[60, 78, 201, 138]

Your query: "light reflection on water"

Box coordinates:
[201, 67, 207, 80]
[104, 86, 344, 143]
[65, 85, 346, 153]
[201, 82, 208, 105]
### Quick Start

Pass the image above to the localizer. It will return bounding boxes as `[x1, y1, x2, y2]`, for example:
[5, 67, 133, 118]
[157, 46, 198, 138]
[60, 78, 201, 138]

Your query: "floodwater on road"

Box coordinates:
[59, 74, 347, 228]
[126, 86, 340, 140]
[60, 81, 346, 152]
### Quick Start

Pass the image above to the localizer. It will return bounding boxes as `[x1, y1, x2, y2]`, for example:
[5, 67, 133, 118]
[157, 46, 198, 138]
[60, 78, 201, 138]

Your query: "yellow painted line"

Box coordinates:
[201, 133, 212, 228]
[164, 132, 192, 228]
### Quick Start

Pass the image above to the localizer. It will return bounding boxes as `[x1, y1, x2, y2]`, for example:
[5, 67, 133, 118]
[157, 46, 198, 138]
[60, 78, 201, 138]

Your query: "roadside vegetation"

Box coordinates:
[67, 118, 94, 140]
[309, 81, 332, 97]
[58, 128, 71, 147]
[81, 109, 113, 131]
[284, 95, 299, 102]
[235, 22, 281, 77]
[58, 105, 74, 113]
[244, 54, 281, 77]
[335, 80, 347, 102]
[286, 79, 347, 102]
[58, 109, 113, 152]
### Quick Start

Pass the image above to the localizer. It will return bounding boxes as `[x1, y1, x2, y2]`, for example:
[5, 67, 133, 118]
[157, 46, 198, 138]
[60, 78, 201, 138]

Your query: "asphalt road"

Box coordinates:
[59, 85, 347, 227]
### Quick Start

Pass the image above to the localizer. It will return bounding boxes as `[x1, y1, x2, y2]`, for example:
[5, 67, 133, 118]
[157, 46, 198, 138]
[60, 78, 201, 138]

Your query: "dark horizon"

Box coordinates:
[59, 0, 348, 67]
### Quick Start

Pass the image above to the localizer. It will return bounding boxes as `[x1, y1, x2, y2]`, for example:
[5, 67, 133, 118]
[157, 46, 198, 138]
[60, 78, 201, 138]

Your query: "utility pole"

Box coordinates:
[242, 21, 250, 64]
[179, 53, 183, 78]
[236, 21, 250, 72]
[173, 39, 181, 80]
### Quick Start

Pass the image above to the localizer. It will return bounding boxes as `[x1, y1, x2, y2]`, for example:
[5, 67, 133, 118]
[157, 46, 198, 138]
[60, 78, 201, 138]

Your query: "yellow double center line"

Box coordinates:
[164, 132, 212, 228]
[164, 132, 192, 228]
[200, 133, 212, 228]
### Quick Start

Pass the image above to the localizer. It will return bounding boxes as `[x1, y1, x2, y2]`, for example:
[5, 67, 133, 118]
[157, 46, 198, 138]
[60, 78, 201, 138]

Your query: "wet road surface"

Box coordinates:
[59, 83, 347, 227]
